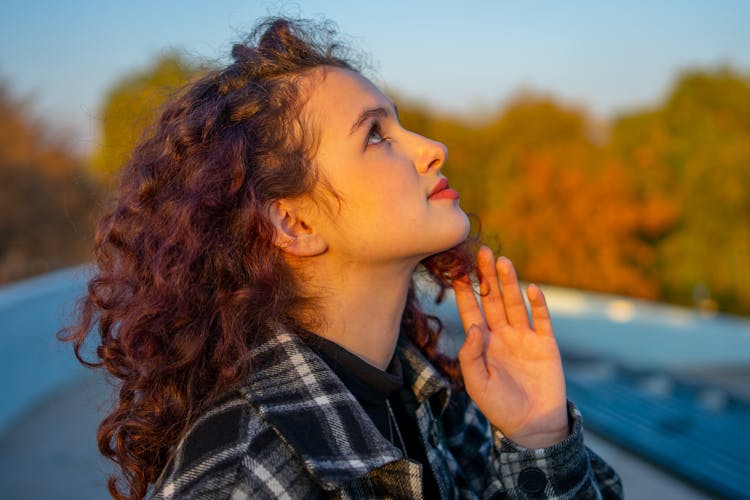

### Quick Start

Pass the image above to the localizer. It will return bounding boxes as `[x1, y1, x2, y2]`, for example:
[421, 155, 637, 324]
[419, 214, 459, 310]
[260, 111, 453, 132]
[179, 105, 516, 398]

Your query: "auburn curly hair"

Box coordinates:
[61, 17, 476, 499]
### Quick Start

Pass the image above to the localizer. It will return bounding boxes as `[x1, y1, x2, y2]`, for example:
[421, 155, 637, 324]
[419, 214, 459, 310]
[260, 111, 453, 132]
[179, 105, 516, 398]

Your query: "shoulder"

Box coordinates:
[151, 391, 321, 499]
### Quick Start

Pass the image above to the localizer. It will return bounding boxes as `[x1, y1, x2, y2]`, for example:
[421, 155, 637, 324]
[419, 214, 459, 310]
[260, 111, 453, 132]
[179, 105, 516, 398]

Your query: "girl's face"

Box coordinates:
[303, 67, 470, 268]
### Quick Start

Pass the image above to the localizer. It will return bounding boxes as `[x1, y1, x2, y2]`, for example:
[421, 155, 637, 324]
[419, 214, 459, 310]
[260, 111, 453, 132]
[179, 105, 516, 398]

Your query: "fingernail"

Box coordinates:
[496, 257, 510, 274]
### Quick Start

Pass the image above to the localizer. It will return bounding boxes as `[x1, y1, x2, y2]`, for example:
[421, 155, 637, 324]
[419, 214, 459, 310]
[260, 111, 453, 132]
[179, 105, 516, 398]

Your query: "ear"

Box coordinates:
[269, 198, 328, 257]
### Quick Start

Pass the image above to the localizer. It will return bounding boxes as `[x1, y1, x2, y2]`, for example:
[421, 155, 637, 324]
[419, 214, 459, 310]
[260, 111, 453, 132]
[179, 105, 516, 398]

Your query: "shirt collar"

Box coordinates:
[309, 334, 404, 404]
[397, 335, 452, 413]
[239, 324, 451, 489]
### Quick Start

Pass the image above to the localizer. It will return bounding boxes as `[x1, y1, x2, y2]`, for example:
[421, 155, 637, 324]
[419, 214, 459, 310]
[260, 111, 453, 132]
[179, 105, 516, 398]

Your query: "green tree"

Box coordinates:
[92, 52, 206, 179]
[612, 67, 750, 313]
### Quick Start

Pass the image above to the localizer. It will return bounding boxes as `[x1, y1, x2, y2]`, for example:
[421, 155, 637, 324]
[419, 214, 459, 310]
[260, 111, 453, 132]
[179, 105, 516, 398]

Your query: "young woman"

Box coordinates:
[64, 17, 622, 499]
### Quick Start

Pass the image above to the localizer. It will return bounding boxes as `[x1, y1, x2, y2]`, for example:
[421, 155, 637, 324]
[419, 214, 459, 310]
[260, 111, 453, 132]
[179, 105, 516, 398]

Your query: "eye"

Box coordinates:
[366, 122, 387, 146]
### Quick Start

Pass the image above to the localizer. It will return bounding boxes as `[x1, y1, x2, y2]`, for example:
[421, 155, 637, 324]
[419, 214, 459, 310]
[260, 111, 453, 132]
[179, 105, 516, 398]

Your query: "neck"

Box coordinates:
[297, 259, 416, 370]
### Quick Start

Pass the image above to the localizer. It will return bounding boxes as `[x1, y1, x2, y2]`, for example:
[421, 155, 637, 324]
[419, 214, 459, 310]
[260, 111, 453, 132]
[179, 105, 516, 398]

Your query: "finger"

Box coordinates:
[452, 276, 487, 334]
[457, 324, 489, 386]
[496, 257, 531, 329]
[476, 246, 508, 328]
[527, 284, 554, 336]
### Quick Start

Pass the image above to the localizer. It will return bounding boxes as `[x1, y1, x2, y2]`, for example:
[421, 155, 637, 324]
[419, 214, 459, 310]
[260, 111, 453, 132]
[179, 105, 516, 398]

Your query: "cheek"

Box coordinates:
[344, 168, 414, 200]
[365, 177, 422, 219]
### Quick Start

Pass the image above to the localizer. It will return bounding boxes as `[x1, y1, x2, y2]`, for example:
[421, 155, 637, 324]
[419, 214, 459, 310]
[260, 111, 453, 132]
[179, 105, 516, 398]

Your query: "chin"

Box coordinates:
[451, 209, 471, 242]
[435, 211, 472, 252]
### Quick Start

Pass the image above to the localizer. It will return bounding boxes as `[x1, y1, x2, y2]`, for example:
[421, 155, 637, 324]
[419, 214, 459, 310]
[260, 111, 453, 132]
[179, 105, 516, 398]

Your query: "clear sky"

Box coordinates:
[1, 0, 749, 153]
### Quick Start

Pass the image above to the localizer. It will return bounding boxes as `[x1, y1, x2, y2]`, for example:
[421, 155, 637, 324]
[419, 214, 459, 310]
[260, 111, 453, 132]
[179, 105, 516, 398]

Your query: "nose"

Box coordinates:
[413, 133, 447, 174]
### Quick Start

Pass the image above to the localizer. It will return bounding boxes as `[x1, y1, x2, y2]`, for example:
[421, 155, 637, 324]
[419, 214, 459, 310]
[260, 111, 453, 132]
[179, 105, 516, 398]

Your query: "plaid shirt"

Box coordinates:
[152, 326, 622, 499]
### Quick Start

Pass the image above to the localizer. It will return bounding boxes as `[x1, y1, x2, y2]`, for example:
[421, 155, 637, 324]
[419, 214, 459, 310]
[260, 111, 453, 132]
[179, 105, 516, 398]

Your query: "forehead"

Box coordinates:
[302, 67, 392, 130]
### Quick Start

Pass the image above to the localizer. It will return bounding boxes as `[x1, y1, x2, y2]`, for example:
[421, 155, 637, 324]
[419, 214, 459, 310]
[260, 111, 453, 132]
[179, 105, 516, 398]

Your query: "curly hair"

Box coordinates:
[61, 17, 476, 499]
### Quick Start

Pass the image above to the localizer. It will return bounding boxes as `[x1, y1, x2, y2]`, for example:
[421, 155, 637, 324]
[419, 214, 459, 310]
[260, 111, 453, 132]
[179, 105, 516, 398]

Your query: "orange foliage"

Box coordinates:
[402, 94, 682, 302]
[481, 140, 675, 299]
[0, 82, 100, 283]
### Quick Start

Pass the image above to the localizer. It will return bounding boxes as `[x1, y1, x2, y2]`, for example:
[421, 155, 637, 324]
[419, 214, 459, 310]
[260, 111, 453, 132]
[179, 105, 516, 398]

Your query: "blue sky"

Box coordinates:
[1, 0, 749, 153]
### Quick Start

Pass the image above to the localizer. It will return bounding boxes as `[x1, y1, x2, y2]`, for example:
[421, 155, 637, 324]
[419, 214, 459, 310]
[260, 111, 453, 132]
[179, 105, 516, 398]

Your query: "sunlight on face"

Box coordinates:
[302, 66, 470, 267]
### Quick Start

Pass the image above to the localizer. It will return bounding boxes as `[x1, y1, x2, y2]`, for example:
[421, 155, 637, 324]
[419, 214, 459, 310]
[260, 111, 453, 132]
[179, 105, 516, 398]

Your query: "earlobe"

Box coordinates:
[269, 199, 327, 257]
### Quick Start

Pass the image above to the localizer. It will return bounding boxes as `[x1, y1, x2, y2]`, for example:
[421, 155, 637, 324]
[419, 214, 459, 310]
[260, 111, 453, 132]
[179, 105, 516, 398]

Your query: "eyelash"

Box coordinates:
[366, 121, 388, 147]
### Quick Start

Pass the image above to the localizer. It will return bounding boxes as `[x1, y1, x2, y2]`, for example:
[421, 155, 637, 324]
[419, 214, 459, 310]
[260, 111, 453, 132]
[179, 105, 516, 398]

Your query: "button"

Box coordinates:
[429, 419, 441, 446]
[518, 467, 547, 494]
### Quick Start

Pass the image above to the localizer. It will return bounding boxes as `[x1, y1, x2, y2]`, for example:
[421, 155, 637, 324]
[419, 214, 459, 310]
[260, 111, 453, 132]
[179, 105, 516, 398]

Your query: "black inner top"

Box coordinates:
[309, 335, 441, 498]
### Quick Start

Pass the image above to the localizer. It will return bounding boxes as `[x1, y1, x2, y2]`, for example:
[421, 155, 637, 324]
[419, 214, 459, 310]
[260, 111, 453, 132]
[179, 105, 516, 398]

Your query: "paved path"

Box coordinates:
[0, 373, 113, 499]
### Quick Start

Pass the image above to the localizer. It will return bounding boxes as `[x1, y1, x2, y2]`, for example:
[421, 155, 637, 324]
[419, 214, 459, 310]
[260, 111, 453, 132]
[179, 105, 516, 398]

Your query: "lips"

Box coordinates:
[428, 178, 459, 200]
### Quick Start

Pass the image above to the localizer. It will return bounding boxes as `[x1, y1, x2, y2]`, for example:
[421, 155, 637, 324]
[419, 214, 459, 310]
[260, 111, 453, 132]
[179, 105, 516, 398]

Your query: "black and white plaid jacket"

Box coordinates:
[151, 326, 622, 499]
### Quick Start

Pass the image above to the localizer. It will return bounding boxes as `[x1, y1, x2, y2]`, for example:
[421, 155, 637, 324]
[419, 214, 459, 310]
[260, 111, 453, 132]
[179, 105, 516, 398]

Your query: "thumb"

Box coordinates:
[458, 324, 488, 385]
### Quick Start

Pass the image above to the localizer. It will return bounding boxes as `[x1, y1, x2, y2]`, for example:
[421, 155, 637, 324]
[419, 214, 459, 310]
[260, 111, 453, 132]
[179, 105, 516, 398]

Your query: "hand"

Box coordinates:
[452, 246, 569, 449]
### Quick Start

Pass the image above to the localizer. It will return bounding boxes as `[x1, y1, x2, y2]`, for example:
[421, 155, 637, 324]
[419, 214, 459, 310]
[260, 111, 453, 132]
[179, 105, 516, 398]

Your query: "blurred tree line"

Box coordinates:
[398, 68, 750, 315]
[0, 83, 100, 283]
[1, 54, 748, 315]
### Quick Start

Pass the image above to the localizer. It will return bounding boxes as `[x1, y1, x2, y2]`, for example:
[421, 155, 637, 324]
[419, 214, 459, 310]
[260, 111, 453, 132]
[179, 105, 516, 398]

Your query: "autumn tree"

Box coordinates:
[0, 82, 99, 283]
[479, 97, 678, 297]
[612, 67, 750, 313]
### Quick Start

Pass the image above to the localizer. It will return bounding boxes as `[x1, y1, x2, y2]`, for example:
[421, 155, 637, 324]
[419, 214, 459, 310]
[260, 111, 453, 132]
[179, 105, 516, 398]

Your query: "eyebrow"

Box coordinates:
[348, 102, 399, 136]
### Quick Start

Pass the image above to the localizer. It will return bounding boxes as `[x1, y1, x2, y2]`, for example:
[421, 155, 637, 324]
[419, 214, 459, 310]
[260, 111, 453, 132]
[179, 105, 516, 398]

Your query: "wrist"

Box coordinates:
[502, 408, 571, 449]
[506, 425, 569, 449]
